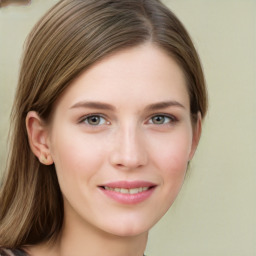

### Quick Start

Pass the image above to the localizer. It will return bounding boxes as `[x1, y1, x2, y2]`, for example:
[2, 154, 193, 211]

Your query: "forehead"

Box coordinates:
[55, 43, 189, 111]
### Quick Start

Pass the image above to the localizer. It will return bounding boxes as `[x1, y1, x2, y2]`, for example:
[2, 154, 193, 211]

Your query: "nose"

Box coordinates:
[109, 124, 148, 170]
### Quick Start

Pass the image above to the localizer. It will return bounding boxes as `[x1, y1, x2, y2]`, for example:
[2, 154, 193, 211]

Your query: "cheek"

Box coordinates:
[159, 145, 188, 188]
[150, 129, 192, 174]
[49, 127, 106, 182]
[164, 144, 190, 174]
[157, 141, 190, 211]
[148, 130, 192, 199]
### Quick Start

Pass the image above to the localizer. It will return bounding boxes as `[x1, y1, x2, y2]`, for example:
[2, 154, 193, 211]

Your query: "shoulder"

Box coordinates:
[0, 248, 28, 256]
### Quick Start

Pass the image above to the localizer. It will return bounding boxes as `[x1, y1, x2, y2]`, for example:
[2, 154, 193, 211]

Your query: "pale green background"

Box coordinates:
[0, 0, 255, 255]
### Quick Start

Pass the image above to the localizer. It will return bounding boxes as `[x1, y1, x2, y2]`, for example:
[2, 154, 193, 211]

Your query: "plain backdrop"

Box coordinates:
[0, 0, 255, 255]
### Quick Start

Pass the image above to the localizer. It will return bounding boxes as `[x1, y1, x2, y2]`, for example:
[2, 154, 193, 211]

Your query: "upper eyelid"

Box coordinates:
[78, 113, 108, 123]
[147, 113, 177, 120]
[77, 112, 178, 124]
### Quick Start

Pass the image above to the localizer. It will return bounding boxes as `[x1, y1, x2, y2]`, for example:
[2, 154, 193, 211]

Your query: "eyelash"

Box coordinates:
[79, 113, 177, 127]
[79, 114, 110, 126]
[147, 114, 178, 125]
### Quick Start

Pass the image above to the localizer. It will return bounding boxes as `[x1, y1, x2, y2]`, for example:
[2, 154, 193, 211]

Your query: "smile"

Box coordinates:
[99, 181, 156, 204]
[103, 186, 150, 194]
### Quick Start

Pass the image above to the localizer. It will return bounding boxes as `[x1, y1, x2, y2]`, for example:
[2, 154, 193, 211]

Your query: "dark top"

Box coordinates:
[0, 248, 28, 256]
[0, 248, 147, 256]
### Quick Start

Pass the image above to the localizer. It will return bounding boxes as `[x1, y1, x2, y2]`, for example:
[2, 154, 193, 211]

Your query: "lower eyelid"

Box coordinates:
[79, 115, 108, 125]
[148, 115, 177, 124]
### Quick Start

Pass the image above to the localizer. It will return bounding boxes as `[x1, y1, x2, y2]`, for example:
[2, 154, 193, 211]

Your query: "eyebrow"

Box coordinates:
[70, 101, 116, 111]
[69, 100, 185, 112]
[145, 101, 185, 111]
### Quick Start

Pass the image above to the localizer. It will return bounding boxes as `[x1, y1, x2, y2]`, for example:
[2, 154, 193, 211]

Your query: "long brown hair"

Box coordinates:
[0, 0, 207, 248]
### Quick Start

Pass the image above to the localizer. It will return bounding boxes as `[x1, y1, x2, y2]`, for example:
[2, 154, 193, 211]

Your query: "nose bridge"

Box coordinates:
[110, 121, 147, 169]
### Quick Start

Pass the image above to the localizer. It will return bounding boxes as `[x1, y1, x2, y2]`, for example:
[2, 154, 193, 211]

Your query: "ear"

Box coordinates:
[26, 111, 53, 165]
[188, 112, 202, 161]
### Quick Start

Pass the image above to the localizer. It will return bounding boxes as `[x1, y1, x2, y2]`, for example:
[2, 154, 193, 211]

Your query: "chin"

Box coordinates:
[102, 214, 158, 238]
[109, 226, 149, 238]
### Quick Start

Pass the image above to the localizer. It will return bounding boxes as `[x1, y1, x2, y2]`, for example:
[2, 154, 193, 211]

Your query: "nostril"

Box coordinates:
[110, 151, 148, 170]
[109, 135, 148, 169]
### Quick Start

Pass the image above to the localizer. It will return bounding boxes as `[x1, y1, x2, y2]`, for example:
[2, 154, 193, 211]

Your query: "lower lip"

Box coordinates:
[99, 187, 156, 205]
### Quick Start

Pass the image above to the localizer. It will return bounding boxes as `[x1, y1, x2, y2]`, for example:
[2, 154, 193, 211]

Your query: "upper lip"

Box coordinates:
[98, 180, 157, 189]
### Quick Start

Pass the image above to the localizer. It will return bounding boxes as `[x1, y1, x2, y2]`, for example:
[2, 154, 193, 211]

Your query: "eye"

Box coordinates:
[148, 114, 176, 125]
[81, 115, 109, 126]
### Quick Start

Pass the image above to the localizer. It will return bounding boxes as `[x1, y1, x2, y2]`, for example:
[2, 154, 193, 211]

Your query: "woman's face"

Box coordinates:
[46, 43, 200, 237]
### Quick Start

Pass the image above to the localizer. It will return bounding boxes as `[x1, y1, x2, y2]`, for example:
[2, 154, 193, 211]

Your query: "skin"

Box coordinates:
[26, 43, 201, 256]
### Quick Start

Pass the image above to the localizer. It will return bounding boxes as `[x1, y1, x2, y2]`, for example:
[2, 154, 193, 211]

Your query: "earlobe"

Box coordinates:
[26, 111, 53, 165]
[189, 112, 202, 161]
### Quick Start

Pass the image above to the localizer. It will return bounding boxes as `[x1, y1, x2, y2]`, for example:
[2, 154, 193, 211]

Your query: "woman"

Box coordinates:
[0, 0, 207, 255]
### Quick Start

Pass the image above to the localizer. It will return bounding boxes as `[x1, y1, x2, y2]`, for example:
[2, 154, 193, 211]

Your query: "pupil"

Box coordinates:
[89, 116, 99, 125]
[153, 116, 164, 124]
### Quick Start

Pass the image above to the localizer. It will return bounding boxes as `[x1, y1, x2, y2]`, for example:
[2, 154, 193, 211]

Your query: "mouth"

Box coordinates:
[98, 181, 156, 204]
[101, 186, 153, 194]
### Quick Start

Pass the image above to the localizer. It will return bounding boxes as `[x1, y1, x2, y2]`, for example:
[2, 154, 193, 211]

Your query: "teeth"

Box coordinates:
[120, 188, 129, 193]
[104, 186, 149, 194]
[129, 188, 139, 194]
